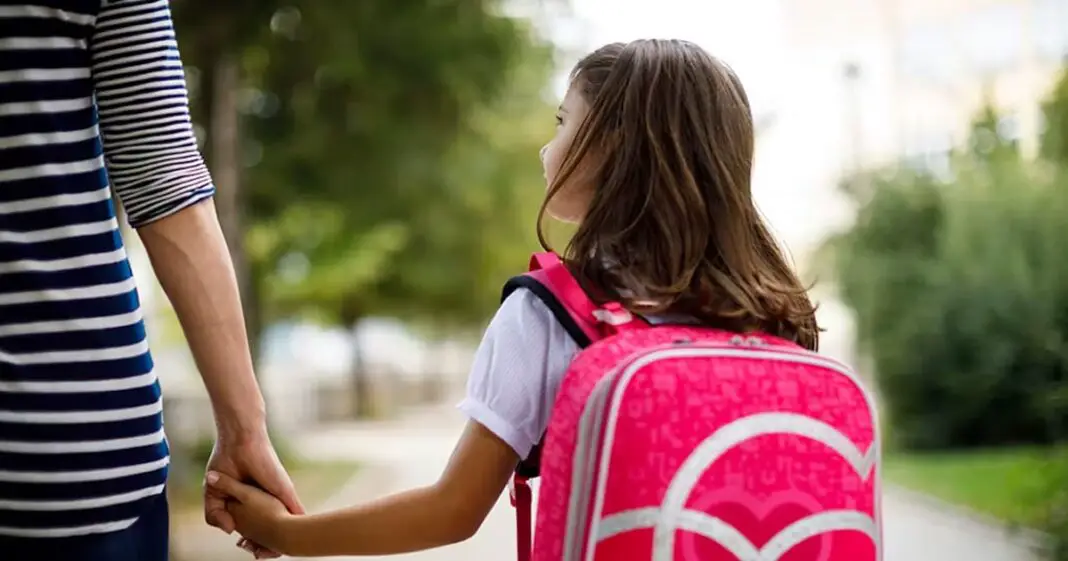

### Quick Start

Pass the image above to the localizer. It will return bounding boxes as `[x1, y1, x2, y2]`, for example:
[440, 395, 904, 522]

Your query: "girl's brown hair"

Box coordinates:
[537, 39, 820, 350]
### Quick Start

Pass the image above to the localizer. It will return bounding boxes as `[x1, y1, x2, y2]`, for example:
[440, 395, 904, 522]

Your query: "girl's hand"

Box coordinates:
[206, 471, 294, 555]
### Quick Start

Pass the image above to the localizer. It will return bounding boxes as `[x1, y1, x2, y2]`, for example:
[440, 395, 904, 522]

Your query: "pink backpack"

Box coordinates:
[505, 252, 882, 561]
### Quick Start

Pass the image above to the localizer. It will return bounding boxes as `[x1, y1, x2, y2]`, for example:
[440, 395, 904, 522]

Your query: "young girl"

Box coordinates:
[207, 38, 819, 558]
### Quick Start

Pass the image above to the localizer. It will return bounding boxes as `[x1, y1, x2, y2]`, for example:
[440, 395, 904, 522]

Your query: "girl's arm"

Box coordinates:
[210, 288, 575, 556]
[285, 421, 518, 556]
[212, 420, 519, 557]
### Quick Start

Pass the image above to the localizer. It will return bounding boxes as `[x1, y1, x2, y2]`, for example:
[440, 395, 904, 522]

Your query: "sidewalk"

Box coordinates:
[293, 403, 519, 561]
[882, 485, 1042, 561]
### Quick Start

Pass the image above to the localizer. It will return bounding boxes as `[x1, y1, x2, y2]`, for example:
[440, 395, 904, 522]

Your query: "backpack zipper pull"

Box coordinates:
[730, 334, 766, 347]
[592, 302, 634, 326]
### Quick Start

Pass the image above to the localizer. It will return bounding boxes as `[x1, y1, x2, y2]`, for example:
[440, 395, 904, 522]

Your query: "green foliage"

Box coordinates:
[1037, 64, 1068, 561]
[1042, 447, 1068, 561]
[833, 101, 1068, 554]
[829, 108, 1068, 452]
[370, 43, 555, 328]
[1041, 67, 1068, 166]
[172, 1, 559, 330]
[966, 103, 1020, 163]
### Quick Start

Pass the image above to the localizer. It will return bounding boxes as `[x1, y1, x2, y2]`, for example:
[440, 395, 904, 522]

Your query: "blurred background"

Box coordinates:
[131, 0, 1067, 559]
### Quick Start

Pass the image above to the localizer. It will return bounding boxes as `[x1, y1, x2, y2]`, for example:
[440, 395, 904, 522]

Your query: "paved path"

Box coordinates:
[295, 405, 1042, 561]
[294, 404, 516, 561]
[881, 488, 1041, 561]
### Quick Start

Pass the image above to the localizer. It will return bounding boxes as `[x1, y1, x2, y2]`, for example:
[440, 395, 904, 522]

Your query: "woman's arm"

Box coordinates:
[89, 0, 301, 534]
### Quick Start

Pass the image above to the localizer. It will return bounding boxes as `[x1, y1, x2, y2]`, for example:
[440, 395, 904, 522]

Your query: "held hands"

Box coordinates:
[204, 431, 304, 558]
[206, 470, 294, 557]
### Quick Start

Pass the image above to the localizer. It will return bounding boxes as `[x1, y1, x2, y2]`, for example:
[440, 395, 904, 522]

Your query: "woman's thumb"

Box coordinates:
[255, 463, 305, 514]
[271, 471, 306, 514]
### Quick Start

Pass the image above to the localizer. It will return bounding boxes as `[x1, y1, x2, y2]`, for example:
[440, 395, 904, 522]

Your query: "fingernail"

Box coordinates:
[206, 472, 219, 484]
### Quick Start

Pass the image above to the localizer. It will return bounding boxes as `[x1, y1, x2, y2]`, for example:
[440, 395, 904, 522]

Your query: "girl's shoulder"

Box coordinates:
[484, 287, 580, 355]
[461, 287, 580, 458]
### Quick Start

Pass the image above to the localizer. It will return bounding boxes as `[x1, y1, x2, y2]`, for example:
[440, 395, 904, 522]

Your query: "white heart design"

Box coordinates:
[681, 487, 832, 561]
[599, 507, 877, 561]
[595, 412, 879, 561]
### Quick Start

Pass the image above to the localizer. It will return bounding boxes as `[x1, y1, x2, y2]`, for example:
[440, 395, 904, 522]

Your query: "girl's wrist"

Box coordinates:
[272, 514, 304, 557]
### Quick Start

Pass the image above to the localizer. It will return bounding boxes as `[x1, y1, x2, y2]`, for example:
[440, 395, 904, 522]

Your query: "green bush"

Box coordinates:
[1045, 451, 1068, 561]
[831, 152, 1068, 451]
[1042, 67, 1068, 166]
[1039, 61, 1068, 561]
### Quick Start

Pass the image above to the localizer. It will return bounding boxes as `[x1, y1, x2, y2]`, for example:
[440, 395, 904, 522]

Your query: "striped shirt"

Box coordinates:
[0, 0, 213, 537]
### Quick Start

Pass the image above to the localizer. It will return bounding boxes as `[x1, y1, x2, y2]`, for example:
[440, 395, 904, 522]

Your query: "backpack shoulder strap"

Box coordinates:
[502, 252, 642, 348]
[502, 272, 595, 350]
[504, 252, 646, 561]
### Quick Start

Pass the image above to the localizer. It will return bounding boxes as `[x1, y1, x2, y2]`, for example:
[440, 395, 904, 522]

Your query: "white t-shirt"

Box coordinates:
[457, 288, 580, 459]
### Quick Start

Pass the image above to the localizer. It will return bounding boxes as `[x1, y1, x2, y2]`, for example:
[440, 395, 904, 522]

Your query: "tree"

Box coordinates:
[1041, 67, 1068, 166]
[172, 0, 554, 358]
[967, 102, 1019, 163]
[828, 106, 1068, 451]
[174, 0, 560, 414]
[1040, 66, 1068, 561]
[243, 16, 558, 415]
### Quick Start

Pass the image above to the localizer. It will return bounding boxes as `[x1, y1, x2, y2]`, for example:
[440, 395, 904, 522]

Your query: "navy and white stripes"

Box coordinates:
[0, 0, 213, 537]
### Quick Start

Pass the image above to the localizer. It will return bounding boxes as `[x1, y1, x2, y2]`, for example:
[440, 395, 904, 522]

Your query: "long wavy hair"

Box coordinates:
[537, 40, 820, 350]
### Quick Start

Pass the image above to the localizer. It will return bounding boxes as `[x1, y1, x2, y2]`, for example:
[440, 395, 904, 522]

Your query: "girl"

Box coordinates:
[207, 38, 819, 558]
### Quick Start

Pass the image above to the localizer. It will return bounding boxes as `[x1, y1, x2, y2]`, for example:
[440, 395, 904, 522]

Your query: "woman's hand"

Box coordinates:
[204, 430, 301, 558]
[206, 471, 295, 556]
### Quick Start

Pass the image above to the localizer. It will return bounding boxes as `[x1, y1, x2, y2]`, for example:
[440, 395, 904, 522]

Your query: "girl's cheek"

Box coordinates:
[543, 147, 560, 182]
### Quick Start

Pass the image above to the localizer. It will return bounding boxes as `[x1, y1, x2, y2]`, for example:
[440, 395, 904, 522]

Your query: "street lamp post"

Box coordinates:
[843, 62, 864, 174]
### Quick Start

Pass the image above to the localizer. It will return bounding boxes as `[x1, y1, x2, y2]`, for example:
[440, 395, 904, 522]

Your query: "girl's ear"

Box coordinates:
[592, 121, 623, 166]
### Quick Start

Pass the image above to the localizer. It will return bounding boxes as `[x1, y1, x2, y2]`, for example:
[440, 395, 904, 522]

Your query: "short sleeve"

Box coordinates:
[89, 0, 214, 227]
[458, 288, 580, 459]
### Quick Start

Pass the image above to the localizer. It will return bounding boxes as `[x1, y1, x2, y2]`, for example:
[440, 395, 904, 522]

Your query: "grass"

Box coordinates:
[287, 459, 361, 508]
[170, 459, 361, 516]
[884, 446, 1063, 528]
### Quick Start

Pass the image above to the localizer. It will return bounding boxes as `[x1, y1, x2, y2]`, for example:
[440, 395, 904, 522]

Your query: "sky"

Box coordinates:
[547, 0, 789, 116]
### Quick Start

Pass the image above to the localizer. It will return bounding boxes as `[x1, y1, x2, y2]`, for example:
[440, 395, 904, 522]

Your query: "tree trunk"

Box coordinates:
[421, 340, 444, 404]
[348, 322, 374, 418]
[245, 263, 265, 369]
[341, 302, 374, 418]
[209, 53, 259, 362]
